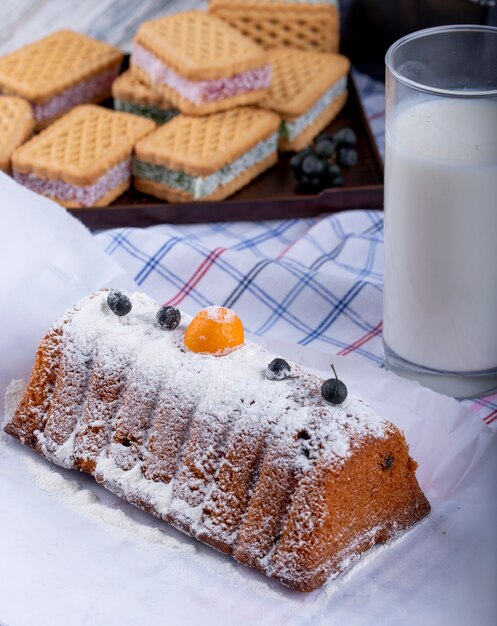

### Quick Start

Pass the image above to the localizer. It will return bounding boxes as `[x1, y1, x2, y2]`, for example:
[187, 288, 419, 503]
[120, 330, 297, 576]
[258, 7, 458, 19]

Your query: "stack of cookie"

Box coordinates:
[122, 9, 280, 202]
[124, 8, 349, 202]
[2, 5, 351, 206]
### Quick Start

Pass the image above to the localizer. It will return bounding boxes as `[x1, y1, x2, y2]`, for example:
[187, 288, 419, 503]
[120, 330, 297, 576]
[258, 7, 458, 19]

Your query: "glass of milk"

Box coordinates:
[383, 25, 497, 398]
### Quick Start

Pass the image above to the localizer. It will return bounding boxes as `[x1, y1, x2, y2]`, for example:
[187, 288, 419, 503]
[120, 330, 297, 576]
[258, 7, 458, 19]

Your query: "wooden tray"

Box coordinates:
[70, 73, 383, 228]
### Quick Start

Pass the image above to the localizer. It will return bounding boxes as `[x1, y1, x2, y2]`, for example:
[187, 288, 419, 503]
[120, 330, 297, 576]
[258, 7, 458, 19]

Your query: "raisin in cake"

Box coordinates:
[4, 290, 430, 592]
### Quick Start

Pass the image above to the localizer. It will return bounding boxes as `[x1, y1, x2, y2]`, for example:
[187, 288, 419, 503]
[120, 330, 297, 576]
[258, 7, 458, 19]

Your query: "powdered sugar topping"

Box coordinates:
[203, 305, 236, 323]
[54, 291, 387, 465]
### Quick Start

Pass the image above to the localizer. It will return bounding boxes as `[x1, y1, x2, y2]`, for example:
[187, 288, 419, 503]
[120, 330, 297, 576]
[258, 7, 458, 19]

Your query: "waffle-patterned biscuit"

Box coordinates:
[262, 48, 349, 116]
[112, 69, 172, 109]
[5, 289, 431, 592]
[131, 11, 270, 115]
[0, 96, 34, 172]
[12, 104, 155, 207]
[133, 107, 279, 202]
[260, 48, 350, 151]
[112, 69, 179, 125]
[209, 0, 339, 53]
[0, 31, 123, 129]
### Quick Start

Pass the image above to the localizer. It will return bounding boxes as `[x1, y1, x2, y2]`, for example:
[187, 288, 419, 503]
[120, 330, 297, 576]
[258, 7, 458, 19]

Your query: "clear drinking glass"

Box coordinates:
[383, 25, 497, 398]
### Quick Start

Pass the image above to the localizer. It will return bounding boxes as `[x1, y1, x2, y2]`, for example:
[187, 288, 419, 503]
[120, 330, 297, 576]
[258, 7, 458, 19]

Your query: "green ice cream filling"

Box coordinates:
[280, 77, 347, 142]
[114, 99, 179, 125]
[133, 134, 278, 199]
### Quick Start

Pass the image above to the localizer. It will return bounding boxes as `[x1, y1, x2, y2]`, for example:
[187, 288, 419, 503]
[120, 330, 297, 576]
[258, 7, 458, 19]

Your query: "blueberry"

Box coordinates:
[331, 174, 344, 187]
[266, 358, 292, 381]
[107, 289, 132, 317]
[327, 164, 342, 178]
[314, 138, 336, 159]
[321, 364, 348, 405]
[337, 148, 358, 169]
[297, 176, 324, 194]
[324, 163, 341, 185]
[156, 305, 181, 330]
[310, 176, 324, 188]
[302, 154, 326, 177]
[317, 132, 334, 143]
[333, 127, 357, 147]
[290, 147, 313, 174]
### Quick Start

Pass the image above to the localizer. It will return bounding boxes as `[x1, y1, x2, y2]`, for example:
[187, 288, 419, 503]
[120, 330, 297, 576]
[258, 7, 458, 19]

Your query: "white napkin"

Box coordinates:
[0, 173, 134, 413]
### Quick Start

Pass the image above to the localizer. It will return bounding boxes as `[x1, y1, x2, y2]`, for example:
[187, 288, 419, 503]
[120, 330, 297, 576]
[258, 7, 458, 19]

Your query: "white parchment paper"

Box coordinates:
[0, 173, 135, 415]
[0, 176, 495, 626]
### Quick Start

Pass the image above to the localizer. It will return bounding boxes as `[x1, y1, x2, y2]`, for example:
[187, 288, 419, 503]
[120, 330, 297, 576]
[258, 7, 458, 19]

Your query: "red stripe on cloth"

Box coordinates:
[368, 110, 385, 122]
[484, 409, 497, 425]
[276, 240, 296, 260]
[164, 246, 226, 307]
[337, 321, 383, 356]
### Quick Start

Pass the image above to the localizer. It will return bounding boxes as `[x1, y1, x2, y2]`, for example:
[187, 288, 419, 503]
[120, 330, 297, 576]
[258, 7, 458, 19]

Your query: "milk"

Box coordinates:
[384, 97, 497, 372]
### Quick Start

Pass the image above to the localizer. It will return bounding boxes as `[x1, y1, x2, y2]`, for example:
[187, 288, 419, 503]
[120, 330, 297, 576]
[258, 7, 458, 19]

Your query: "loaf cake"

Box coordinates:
[12, 104, 155, 208]
[0, 30, 123, 130]
[261, 48, 350, 151]
[133, 107, 280, 202]
[130, 11, 271, 116]
[4, 290, 430, 592]
[209, 0, 340, 54]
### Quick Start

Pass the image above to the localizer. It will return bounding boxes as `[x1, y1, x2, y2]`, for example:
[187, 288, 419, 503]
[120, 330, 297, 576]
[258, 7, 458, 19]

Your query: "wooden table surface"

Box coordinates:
[0, 0, 206, 54]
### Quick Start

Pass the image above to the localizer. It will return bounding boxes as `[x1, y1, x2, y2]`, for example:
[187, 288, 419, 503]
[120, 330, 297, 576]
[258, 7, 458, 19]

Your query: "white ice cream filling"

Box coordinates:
[280, 77, 347, 142]
[133, 134, 278, 199]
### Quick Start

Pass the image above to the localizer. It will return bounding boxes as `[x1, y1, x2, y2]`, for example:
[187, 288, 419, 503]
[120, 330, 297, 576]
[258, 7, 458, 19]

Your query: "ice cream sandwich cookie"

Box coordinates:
[131, 11, 271, 116]
[0, 30, 123, 129]
[261, 48, 350, 151]
[133, 107, 279, 202]
[12, 104, 155, 207]
[112, 69, 179, 125]
[209, 0, 339, 53]
[0, 96, 34, 172]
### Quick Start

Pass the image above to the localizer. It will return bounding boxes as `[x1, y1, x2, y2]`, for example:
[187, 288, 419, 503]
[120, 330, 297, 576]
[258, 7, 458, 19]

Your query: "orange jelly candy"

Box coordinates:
[184, 306, 244, 356]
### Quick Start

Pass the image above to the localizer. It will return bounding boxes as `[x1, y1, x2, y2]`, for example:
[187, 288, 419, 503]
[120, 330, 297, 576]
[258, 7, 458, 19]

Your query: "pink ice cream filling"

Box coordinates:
[32, 64, 121, 123]
[13, 158, 131, 207]
[131, 42, 271, 105]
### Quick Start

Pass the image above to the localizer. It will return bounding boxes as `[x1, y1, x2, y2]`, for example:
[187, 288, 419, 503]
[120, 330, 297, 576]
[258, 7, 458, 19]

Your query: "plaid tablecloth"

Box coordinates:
[95, 72, 497, 428]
